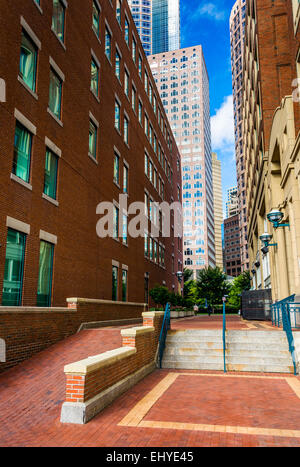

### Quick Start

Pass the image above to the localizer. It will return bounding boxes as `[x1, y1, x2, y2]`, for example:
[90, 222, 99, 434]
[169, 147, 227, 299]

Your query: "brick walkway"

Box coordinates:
[171, 315, 276, 330]
[0, 321, 300, 447]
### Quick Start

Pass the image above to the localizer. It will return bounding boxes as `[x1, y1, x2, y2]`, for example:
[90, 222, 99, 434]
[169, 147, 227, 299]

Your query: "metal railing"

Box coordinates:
[158, 303, 171, 369]
[271, 294, 295, 327]
[222, 300, 227, 373]
[287, 303, 300, 330]
[281, 302, 298, 375]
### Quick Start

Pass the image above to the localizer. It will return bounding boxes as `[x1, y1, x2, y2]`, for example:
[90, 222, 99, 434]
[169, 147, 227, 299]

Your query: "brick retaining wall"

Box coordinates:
[0, 299, 146, 373]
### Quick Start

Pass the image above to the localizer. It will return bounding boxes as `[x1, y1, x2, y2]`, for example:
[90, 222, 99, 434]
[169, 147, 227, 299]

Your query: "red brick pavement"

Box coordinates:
[0, 323, 300, 447]
[171, 316, 273, 330]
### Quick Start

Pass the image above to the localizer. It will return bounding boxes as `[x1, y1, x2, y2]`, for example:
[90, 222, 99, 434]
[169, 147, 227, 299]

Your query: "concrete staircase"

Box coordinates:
[162, 329, 295, 374]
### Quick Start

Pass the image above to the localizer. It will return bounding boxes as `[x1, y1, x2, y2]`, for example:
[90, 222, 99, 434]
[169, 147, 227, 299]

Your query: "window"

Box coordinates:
[105, 27, 112, 61]
[115, 100, 121, 131]
[138, 55, 142, 78]
[92, 1, 100, 37]
[52, 0, 65, 43]
[132, 37, 136, 63]
[19, 31, 38, 92]
[122, 215, 128, 245]
[113, 205, 119, 239]
[91, 58, 99, 96]
[44, 149, 58, 200]
[112, 265, 118, 301]
[116, 0, 121, 24]
[13, 122, 32, 183]
[113, 152, 120, 185]
[132, 86, 136, 112]
[122, 269, 128, 302]
[123, 164, 128, 194]
[124, 70, 129, 97]
[138, 100, 142, 124]
[2, 229, 26, 306]
[115, 50, 121, 80]
[89, 120, 97, 159]
[49, 68, 62, 119]
[124, 116, 129, 144]
[144, 233, 149, 257]
[37, 241, 54, 307]
[125, 17, 129, 45]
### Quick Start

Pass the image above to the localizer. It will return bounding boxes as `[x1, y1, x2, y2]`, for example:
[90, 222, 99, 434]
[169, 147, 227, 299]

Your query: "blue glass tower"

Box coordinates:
[152, 0, 180, 54]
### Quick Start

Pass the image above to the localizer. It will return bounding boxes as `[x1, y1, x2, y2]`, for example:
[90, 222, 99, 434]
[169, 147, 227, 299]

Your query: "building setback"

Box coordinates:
[127, 0, 152, 56]
[242, 0, 300, 298]
[229, 0, 249, 272]
[212, 153, 223, 270]
[0, 0, 182, 307]
[149, 45, 215, 278]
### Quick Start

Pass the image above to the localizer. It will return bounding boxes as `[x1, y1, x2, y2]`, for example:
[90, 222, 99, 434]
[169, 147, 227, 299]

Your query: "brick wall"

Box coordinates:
[0, 298, 146, 373]
[63, 311, 164, 406]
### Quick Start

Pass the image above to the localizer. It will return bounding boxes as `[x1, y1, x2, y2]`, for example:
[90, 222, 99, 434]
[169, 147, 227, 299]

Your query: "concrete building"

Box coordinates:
[226, 186, 239, 218]
[149, 45, 215, 278]
[229, 0, 249, 272]
[242, 0, 300, 299]
[212, 153, 223, 270]
[127, 0, 152, 56]
[0, 0, 182, 307]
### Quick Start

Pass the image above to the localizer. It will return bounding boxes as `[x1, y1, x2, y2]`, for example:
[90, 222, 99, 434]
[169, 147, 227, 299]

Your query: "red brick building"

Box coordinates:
[224, 215, 241, 278]
[0, 0, 183, 307]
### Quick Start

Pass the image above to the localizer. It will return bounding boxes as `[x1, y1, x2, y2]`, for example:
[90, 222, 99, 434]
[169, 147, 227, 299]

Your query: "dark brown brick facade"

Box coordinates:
[0, 0, 183, 307]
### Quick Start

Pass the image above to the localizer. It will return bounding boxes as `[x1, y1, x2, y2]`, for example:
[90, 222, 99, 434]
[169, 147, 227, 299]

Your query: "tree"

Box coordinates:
[149, 285, 170, 309]
[194, 267, 230, 311]
[228, 271, 251, 310]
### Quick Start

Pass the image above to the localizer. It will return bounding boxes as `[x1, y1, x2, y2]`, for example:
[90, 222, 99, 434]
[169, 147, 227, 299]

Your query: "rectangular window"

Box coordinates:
[149, 237, 153, 261]
[113, 205, 119, 239]
[116, 0, 121, 24]
[52, 0, 65, 43]
[44, 149, 58, 200]
[2, 229, 26, 306]
[122, 215, 128, 245]
[144, 153, 148, 176]
[122, 269, 128, 302]
[115, 100, 121, 131]
[19, 31, 38, 92]
[144, 114, 148, 137]
[115, 50, 121, 80]
[124, 70, 129, 97]
[132, 37, 136, 63]
[144, 233, 148, 257]
[132, 86, 136, 112]
[123, 164, 128, 194]
[112, 265, 118, 301]
[144, 71, 148, 94]
[49, 68, 62, 119]
[125, 18, 129, 45]
[105, 27, 111, 61]
[138, 55, 142, 78]
[13, 122, 32, 183]
[124, 116, 129, 144]
[91, 58, 99, 96]
[92, 1, 100, 37]
[114, 152, 120, 184]
[138, 100, 142, 124]
[37, 241, 54, 307]
[89, 120, 97, 159]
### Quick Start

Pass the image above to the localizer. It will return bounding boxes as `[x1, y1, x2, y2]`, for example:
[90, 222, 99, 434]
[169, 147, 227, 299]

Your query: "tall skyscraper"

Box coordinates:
[229, 0, 249, 271]
[226, 186, 238, 218]
[128, 0, 180, 56]
[127, 0, 153, 55]
[149, 45, 215, 278]
[212, 153, 223, 270]
[152, 0, 180, 54]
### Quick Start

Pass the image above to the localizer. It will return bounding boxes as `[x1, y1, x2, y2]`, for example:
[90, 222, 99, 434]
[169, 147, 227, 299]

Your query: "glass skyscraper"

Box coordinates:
[128, 0, 180, 56]
[152, 0, 180, 54]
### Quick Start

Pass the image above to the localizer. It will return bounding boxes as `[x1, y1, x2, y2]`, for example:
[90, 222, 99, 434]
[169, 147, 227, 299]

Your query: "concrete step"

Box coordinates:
[226, 355, 292, 365]
[227, 342, 290, 352]
[165, 341, 223, 349]
[164, 348, 223, 357]
[162, 360, 225, 371]
[226, 363, 295, 374]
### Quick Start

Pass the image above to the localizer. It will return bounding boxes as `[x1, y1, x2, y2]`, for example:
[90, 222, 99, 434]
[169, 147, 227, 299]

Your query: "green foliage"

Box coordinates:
[194, 267, 230, 309]
[228, 271, 252, 310]
[149, 284, 170, 308]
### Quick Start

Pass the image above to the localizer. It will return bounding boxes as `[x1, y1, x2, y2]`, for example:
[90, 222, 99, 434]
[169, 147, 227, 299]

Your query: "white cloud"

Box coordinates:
[211, 95, 235, 154]
[195, 2, 226, 22]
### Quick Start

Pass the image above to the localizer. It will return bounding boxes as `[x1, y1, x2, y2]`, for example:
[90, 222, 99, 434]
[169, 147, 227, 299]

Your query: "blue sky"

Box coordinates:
[180, 0, 237, 214]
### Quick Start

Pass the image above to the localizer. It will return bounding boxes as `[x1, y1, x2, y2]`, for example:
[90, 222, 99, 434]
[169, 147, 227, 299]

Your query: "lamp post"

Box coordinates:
[259, 232, 278, 253]
[222, 295, 228, 373]
[176, 271, 184, 297]
[267, 210, 290, 230]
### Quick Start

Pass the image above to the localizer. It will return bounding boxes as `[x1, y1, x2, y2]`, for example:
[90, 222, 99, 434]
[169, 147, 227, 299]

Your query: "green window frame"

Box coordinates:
[44, 149, 58, 200]
[49, 68, 62, 119]
[124, 116, 129, 144]
[122, 269, 128, 302]
[92, 1, 100, 37]
[19, 30, 38, 92]
[122, 215, 128, 245]
[123, 164, 128, 194]
[115, 100, 121, 131]
[114, 152, 120, 185]
[13, 121, 32, 183]
[37, 241, 54, 307]
[52, 0, 65, 43]
[89, 120, 97, 159]
[113, 206, 119, 239]
[115, 50, 121, 80]
[91, 58, 99, 96]
[112, 265, 118, 301]
[2, 229, 26, 306]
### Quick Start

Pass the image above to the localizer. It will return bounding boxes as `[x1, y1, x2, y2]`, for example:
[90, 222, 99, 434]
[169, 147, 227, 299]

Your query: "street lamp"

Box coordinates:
[267, 209, 290, 229]
[259, 232, 277, 252]
[176, 271, 184, 298]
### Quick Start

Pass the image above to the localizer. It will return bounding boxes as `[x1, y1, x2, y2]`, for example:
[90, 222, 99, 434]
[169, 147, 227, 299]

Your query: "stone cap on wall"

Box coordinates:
[0, 307, 70, 314]
[67, 298, 147, 307]
[142, 311, 165, 318]
[121, 326, 154, 337]
[64, 347, 136, 375]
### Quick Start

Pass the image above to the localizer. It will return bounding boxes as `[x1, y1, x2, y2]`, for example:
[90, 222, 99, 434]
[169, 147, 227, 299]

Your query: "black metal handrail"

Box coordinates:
[158, 303, 171, 369]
